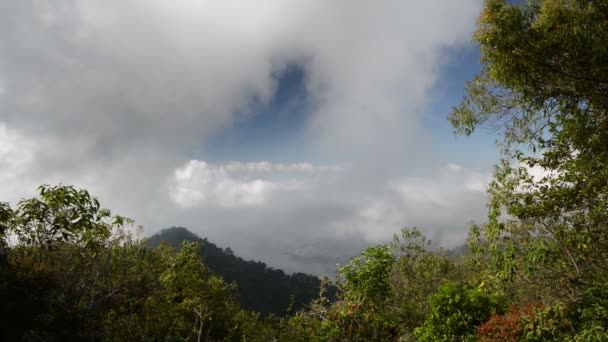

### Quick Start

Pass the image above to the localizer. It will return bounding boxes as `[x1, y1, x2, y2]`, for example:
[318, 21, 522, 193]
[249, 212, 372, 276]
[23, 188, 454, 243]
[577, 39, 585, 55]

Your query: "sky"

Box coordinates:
[0, 0, 500, 276]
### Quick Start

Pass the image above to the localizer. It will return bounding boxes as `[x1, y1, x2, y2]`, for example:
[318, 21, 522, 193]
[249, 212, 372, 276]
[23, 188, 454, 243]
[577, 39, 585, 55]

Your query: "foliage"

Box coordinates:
[339, 245, 394, 304]
[520, 304, 573, 341]
[0, 185, 275, 341]
[279, 230, 472, 341]
[389, 227, 465, 331]
[9, 184, 132, 249]
[443, 0, 608, 339]
[289, 299, 397, 341]
[104, 242, 245, 340]
[477, 304, 539, 342]
[414, 281, 504, 342]
[450, 0, 608, 305]
[1, 185, 138, 340]
[278, 245, 400, 341]
[3, 180, 606, 340]
[449, 1, 608, 340]
[570, 280, 608, 341]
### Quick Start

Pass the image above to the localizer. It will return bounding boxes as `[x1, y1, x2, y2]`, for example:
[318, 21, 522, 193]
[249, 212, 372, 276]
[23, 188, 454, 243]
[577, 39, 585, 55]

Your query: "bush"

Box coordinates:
[414, 281, 504, 341]
[339, 245, 394, 304]
[572, 281, 608, 341]
[520, 304, 572, 341]
[477, 304, 540, 342]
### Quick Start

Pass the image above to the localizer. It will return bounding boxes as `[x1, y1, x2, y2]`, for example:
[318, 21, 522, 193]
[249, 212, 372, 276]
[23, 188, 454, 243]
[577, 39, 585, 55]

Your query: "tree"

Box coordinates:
[0, 185, 136, 340]
[108, 241, 244, 340]
[7, 184, 132, 249]
[281, 246, 397, 342]
[450, 0, 608, 302]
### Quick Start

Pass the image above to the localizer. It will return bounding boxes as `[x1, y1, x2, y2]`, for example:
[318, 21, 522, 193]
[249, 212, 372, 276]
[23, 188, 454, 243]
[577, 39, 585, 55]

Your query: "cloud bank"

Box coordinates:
[0, 0, 487, 275]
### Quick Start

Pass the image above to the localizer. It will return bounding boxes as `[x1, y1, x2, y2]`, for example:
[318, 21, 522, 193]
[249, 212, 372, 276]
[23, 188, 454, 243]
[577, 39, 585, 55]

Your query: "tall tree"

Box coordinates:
[450, 0, 608, 302]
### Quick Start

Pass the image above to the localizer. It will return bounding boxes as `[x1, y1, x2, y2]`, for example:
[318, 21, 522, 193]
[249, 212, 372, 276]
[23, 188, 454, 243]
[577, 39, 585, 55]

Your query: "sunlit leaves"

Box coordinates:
[7, 185, 132, 249]
[339, 245, 394, 304]
[414, 281, 505, 341]
[452, 0, 608, 303]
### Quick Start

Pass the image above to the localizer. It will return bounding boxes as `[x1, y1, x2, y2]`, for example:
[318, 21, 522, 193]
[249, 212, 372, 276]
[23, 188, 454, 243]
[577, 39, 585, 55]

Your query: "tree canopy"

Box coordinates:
[451, 0, 608, 301]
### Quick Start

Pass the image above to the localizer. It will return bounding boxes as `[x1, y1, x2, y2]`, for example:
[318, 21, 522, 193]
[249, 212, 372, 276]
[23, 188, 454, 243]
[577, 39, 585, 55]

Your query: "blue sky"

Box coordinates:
[201, 25, 500, 177]
[202, 64, 313, 162]
[423, 45, 499, 166]
[204, 43, 498, 167]
[0, 0, 495, 275]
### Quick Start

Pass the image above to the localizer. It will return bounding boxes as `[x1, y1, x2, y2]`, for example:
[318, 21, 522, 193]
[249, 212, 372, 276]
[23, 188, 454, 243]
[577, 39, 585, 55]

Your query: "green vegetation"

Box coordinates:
[414, 282, 504, 342]
[2, 0, 608, 340]
[0, 185, 260, 340]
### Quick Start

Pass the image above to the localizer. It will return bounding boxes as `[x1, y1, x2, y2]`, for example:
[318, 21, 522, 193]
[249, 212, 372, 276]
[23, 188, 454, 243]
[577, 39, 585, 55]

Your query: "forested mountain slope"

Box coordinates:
[146, 227, 334, 316]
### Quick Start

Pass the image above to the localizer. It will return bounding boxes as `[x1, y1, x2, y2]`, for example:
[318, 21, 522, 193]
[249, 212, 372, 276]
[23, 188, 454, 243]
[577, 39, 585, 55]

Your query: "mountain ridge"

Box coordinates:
[145, 226, 335, 316]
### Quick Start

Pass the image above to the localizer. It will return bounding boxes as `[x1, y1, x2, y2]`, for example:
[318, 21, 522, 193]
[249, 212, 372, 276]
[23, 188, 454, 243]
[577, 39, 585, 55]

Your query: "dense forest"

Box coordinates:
[2, 0, 608, 340]
[145, 227, 335, 316]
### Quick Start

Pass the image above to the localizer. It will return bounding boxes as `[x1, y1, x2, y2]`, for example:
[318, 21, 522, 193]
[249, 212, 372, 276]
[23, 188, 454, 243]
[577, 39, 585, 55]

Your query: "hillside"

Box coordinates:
[145, 227, 334, 316]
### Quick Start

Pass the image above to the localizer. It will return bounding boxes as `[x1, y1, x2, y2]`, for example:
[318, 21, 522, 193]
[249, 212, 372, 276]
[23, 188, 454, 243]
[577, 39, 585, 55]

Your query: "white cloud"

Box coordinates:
[170, 160, 278, 208]
[169, 160, 315, 208]
[357, 164, 491, 243]
[221, 161, 342, 174]
[0, 124, 34, 181]
[0, 123, 38, 201]
[510, 161, 564, 196]
[215, 179, 276, 208]
[465, 172, 492, 193]
[522, 162, 560, 184]
[447, 163, 463, 172]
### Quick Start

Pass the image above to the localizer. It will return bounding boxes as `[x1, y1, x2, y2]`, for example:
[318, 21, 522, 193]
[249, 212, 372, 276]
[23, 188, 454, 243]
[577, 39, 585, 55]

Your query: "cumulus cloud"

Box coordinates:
[0, 0, 489, 275]
[170, 160, 300, 208]
[168, 160, 345, 208]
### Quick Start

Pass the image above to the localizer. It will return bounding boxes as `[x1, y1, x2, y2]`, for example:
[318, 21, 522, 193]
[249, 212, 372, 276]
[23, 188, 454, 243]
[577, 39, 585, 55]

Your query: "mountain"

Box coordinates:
[145, 226, 335, 316]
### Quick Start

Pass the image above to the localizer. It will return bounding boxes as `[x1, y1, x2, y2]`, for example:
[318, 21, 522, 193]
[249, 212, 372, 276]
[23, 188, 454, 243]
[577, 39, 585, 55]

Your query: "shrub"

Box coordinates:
[414, 281, 504, 341]
[477, 304, 540, 342]
[572, 281, 608, 341]
[521, 304, 572, 341]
